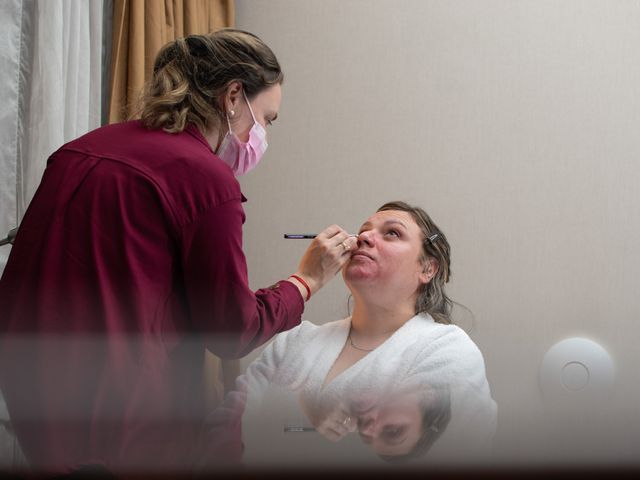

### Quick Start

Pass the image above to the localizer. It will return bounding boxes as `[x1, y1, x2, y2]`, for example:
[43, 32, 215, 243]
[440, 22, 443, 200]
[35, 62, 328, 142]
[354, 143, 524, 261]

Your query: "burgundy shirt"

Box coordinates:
[0, 120, 303, 472]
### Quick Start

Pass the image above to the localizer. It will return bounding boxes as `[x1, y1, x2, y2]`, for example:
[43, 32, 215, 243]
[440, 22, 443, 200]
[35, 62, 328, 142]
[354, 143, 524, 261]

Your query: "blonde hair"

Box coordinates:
[139, 29, 283, 133]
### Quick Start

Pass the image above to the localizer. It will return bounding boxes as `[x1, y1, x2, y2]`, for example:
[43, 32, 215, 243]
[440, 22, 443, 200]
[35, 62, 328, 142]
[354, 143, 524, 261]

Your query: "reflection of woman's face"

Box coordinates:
[354, 392, 424, 456]
[343, 210, 427, 299]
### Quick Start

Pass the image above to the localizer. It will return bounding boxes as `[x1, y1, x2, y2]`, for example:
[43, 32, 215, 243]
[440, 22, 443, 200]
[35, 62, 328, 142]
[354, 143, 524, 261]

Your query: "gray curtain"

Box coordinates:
[0, 0, 110, 468]
[0, 0, 33, 278]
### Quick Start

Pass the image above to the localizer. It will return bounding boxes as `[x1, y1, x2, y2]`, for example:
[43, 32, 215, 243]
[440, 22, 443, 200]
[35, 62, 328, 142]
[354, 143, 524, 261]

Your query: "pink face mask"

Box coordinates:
[216, 91, 268, 176]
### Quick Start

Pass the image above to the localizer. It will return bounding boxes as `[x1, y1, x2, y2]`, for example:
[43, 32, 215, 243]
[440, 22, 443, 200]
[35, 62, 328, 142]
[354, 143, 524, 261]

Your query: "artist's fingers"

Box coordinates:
[315, 225, 357, 249]
[322, 231, 357, 258]
[330, 230, 351, 246]
[330, 410, 355, 435]
[344, 415, 357, 433]
[338, 235, 358, 255]
[316, 224, 343, 240]
[295, 225, 358, 294]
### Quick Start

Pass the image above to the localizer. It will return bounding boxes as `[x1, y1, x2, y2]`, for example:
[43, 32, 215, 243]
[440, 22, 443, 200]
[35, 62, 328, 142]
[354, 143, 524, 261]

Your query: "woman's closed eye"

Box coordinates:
[266, 113, 278, 126]
[385, 229, 400, 238]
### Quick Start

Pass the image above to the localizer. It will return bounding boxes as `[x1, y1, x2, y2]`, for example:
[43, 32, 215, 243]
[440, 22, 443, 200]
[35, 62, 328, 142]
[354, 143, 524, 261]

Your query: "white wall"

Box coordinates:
[236, 0, 640, 465]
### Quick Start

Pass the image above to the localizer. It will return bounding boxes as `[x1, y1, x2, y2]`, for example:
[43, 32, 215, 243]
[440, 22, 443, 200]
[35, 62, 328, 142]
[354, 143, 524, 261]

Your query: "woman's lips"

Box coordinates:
[351, 250, 374, 260]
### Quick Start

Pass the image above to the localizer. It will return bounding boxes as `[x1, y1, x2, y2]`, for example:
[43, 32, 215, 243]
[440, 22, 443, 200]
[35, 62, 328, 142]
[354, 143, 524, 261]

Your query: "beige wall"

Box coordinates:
[236, 0, 640, 464]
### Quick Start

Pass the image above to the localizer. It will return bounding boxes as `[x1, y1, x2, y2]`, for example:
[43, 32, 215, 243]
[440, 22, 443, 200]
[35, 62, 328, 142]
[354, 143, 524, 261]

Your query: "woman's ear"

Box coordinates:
[222, 81, 243, 113]
[419, 258, 439, 284]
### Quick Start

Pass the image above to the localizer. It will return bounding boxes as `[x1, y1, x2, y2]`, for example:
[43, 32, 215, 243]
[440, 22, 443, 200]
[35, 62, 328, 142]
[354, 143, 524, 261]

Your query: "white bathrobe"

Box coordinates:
[233, 313, 497, 467]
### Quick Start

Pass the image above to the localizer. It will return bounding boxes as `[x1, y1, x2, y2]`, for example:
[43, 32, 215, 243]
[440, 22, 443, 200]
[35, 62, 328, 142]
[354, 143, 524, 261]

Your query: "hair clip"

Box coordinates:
[428, 233, 439, 243]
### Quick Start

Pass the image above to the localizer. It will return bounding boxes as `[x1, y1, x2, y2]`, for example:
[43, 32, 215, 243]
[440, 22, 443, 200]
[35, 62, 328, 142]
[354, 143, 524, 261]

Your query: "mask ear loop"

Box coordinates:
[243, 90, 259, 124]
[223, 88, 253, 137]
[224, 92, 236, 137]
[215, 107, 235, 156]
[225, 111, 234, 135]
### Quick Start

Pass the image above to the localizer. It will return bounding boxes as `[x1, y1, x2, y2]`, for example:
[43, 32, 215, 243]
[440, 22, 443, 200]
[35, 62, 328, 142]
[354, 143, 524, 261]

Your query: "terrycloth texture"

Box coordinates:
[232, 313, 497, 465]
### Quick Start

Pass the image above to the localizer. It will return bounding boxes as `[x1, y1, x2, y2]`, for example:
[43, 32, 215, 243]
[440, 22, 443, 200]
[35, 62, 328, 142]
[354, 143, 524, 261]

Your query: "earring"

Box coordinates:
[229, 110, 235, 118]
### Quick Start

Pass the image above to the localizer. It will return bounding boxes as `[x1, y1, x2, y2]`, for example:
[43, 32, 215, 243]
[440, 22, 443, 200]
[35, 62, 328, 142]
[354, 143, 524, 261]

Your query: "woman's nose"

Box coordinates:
[357, 231, 374, 248]
[357, 415, 377, 435]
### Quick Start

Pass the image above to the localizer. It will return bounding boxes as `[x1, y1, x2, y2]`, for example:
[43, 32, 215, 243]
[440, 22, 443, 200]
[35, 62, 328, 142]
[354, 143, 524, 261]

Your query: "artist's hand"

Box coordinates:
[292, 225, 357, 297]
[311, 404, 357, 442]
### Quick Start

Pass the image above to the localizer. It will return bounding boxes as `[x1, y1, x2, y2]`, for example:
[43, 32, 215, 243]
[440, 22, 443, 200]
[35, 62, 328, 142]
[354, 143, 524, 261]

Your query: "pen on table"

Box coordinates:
[284, 234, 358, 239]
[283, 426, 316, 432]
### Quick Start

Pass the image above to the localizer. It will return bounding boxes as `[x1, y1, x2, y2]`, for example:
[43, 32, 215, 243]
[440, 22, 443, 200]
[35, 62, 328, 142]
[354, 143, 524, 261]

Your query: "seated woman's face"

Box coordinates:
[343, 210, 428, 296]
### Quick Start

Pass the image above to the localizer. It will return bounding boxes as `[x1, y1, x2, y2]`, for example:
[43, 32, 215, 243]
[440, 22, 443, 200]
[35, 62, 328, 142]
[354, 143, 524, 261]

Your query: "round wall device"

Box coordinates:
[540, 337, 615, 400]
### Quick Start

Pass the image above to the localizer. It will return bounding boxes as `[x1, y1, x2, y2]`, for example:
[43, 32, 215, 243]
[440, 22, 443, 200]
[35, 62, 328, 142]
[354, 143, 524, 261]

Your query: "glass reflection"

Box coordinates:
[203, 202, 497, 470]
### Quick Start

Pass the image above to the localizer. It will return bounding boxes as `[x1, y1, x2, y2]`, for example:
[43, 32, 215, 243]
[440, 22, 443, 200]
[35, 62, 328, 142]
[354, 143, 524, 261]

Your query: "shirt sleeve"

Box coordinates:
[179, 198, 304, 359]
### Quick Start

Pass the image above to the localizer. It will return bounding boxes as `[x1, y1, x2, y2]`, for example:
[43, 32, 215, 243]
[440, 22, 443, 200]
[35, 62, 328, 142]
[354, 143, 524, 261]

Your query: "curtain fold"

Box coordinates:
[108, 0, 235, 123]
[20, 0, 104, 220]
[0, 0, 29, 277]
[1, 0, 105, 467]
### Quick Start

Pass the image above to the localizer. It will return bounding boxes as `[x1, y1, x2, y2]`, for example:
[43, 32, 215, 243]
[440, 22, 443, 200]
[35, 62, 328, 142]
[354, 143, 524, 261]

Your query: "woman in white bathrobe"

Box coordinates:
[204, 201, 496, 468]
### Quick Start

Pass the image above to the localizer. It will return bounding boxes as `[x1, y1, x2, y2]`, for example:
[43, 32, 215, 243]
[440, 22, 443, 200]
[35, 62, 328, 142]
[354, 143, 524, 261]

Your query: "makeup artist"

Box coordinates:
[0, 29, 357, 474]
